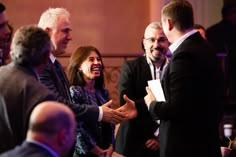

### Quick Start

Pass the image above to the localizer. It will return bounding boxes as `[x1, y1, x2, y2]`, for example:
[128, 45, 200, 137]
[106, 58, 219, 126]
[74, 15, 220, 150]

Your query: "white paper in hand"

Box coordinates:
[147, 79, 166, 102]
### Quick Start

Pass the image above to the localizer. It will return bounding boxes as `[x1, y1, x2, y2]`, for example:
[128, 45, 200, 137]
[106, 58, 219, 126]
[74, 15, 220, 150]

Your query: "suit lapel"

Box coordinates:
[141, 56, 152, 81]
[50, 59, 72, 102]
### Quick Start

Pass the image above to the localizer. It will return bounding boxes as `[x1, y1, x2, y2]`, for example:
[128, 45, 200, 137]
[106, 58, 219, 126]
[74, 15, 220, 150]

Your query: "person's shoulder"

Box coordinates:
[0, 64, 11, 75]
[0, 144, 23, 157]
[123, 56, 146, 66]
[0, 142, 54, 157]
[206, 20, 225, 34]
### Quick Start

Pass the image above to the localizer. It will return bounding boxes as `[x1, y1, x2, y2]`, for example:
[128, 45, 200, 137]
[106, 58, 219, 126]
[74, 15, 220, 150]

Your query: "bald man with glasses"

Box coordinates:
[115, 22, 170, 157]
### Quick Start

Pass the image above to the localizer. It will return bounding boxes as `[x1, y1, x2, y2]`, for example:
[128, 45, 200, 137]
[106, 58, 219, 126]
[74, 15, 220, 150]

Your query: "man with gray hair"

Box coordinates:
[0, 25, 55, 153]
[38, 8, 126, 125]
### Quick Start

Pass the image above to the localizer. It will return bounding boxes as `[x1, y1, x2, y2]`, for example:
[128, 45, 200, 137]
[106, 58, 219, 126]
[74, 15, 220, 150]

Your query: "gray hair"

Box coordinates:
[10, 25, 51, 66]
[38, 7, 70, 29]
[144, 22, 162, 37]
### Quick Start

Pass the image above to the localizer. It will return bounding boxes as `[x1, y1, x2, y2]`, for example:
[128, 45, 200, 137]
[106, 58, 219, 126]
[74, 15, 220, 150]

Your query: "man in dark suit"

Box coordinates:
[38, 8, 126, 125]
[115, 22, 170, 157]
[0, 25, 55, 153]
[0, 101, 76, 157]
[143, 1, 225, 157]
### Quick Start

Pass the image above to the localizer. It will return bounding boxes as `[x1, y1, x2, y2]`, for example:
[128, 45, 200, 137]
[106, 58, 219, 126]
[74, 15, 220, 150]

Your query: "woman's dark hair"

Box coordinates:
[67, 46, 105, 89]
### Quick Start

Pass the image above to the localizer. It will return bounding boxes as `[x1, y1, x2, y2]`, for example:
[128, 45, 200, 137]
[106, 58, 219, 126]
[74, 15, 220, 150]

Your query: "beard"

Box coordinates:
[151, 47, 166, 61]
[153, 55, 162, 61]
[155, 47, 165, 52]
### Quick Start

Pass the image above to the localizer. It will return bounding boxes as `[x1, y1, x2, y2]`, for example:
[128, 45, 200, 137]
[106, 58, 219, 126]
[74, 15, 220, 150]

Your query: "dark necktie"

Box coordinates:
[54, 60, 65, 80]
[54, 59, 72, 102]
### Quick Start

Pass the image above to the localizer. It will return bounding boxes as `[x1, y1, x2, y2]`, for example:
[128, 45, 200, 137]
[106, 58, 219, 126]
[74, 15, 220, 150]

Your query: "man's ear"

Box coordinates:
[167, 19, 174, 31]
[142, 38, 146, 52]
[45, 27, 52, 35]
[57, 129, 67, 146]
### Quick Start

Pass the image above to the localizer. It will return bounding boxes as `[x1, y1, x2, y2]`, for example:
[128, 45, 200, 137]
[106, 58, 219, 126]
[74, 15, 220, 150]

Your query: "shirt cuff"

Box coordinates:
[98, 106, 103, 121]
[154, 128, 159, 137]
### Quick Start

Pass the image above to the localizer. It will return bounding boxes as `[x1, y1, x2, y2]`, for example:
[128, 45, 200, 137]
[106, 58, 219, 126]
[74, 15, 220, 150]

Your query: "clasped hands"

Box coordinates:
[102, 86, 156, 124]
[101, 95, 137, 124]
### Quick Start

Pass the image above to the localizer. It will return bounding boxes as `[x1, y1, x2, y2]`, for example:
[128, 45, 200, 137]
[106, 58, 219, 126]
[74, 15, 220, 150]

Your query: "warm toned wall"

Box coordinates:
[1, 0, 223, 56]
[150, 0, 223, 29]
[188, 0, 223, 28]
[2, 0, 150, 55]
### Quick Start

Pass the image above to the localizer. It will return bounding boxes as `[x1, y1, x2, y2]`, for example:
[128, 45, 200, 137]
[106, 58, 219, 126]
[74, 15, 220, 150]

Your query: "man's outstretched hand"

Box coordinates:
[116, 95, 137, 120]
[101, 100, 126, 124]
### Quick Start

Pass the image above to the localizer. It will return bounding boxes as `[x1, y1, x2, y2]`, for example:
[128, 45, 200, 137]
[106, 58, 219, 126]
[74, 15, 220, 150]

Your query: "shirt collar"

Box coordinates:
[49, 53, 56, 64]
[169, 29, 197, 54]
[146, 54, 168, 69]
[146, 55, 153, 66]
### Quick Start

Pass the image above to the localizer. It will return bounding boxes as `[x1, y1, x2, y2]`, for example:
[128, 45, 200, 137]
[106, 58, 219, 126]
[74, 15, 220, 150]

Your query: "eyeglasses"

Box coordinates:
[144, 37, 168, 43]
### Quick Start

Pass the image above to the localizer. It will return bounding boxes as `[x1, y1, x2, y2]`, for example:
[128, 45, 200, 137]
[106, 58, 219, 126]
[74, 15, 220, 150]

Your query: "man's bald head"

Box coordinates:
[27, 101, 75, 157]
[29, 101, 75, 135]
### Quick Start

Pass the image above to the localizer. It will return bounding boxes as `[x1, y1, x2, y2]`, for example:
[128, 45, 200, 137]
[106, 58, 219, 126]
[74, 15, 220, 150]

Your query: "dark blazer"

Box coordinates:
[0, 95, 14, 153]
[70, 86, 114, 156]
[39, 59, 99, 123]
[115, 56, 159, 157]
[146, 32, 224, 157]
[0, 63, 54, 153]
[0, 141, 55, 157]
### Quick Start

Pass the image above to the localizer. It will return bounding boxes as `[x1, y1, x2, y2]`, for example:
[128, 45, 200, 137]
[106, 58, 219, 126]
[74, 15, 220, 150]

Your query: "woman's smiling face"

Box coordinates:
[79, 51, 102, 80]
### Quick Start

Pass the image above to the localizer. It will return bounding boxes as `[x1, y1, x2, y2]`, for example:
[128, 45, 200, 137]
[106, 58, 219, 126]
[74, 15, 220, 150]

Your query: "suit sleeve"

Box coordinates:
[119, 62, 145, 106]
[39, 63, 99, 123]
[0, 95, 15, 153]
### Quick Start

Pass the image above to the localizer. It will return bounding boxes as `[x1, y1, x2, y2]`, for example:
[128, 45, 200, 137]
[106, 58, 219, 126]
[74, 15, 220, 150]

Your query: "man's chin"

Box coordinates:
[153, 58, 162, 62]
[153, 55, 162, 60]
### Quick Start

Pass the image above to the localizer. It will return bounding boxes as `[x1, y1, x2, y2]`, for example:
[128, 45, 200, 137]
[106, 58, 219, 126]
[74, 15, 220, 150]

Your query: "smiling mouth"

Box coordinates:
[154, 47, 164, 52]
[92, 68, 100, 71]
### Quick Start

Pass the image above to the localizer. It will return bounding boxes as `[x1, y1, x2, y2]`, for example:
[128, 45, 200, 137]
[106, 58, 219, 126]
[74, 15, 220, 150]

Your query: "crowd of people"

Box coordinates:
[0, 0, 235, 157]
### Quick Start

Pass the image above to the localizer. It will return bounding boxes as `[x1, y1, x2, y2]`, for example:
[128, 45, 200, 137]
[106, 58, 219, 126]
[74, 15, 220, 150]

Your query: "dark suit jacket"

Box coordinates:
[115, 56, 159, 157]
[70, 86, 114, 156]
[0, 141, 55, 157]
[0, 63, 55, 153]
[39, 59, 99, 123]
[0, 95, 14, 153]
[146, 32, 224, 157]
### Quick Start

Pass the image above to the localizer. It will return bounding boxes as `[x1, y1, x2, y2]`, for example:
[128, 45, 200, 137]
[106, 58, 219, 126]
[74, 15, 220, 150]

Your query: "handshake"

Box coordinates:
[102, 86, 157, 124]
[101, 95, 137, 124]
